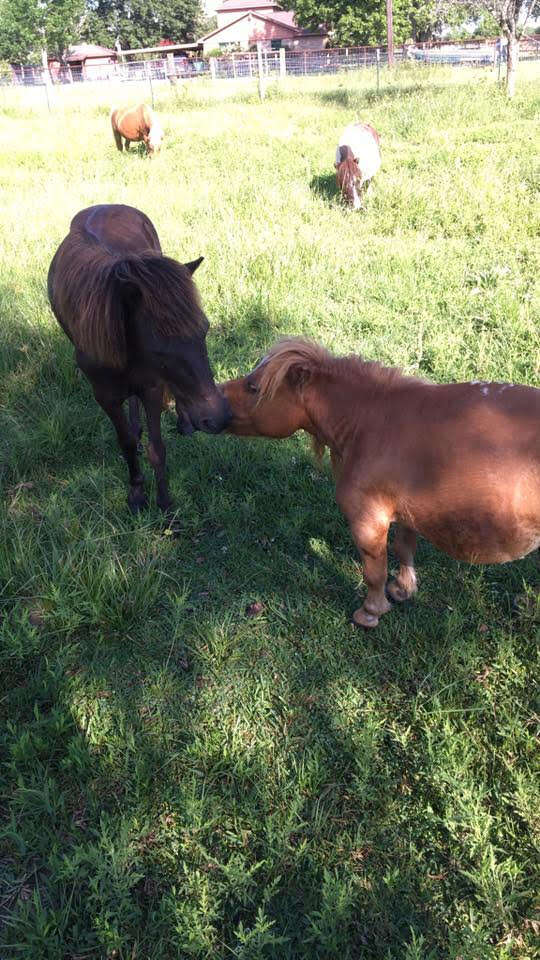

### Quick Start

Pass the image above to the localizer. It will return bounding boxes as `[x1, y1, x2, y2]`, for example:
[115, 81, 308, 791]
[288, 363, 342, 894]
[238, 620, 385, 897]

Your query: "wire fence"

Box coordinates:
[2, 39, 539, 111]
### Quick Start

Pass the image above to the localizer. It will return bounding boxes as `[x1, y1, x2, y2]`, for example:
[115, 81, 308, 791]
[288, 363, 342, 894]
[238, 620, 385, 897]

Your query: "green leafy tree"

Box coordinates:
[0, 0, 86, 63]
[280, 0, 407, 45]
[84, 0, 203, 50]
[281, 0, 506, 44]
[280, 0, 452, 45]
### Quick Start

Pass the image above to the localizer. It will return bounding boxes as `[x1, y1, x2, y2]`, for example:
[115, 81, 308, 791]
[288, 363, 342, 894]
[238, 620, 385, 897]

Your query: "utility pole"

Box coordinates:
[386, 0, 394, 68]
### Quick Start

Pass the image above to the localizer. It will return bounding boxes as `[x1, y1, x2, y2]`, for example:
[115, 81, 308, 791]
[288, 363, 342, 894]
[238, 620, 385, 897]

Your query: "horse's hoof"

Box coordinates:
[352, 607, 380, 628]
[128, 492, 148, 514]
[386, 580, 410, 603]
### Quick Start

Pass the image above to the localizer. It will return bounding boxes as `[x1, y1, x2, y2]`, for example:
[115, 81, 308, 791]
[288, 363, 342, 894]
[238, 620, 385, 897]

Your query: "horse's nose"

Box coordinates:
[199, 396, 231, 434]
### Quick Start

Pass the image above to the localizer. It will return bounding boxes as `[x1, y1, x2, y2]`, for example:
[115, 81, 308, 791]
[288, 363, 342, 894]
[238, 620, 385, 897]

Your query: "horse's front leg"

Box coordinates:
[345, 504, 392, 628]
[128, 396, 143, 449]
[387, 524, 418, 602]
[141, 385, 172, 513]
[94, 390, 148, 513]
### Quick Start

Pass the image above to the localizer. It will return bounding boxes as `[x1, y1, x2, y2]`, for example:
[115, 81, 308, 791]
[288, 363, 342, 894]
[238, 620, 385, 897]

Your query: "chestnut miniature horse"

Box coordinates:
[48, 204, 230, 514]
[335, 122, 381, 209]
[222, 339, 540, 627]
[111, 104, 164, 155]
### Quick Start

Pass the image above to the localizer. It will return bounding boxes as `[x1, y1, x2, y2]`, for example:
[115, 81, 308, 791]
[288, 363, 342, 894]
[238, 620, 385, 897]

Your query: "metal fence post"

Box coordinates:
[279, 46, 286, 78]
[145, 60, 154, 108]
[166, 52, 175, 84]
[257, 42, 265, 100]
[210, 57, 217, 81]
[376, 47, 380, 92]
[41, 46, 52, 112]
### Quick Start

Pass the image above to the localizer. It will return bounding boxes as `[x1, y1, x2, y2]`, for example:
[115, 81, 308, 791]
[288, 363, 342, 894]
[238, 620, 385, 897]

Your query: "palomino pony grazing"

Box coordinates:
[111, 104, 164, 155]
[335, 122, 381, 209]
[48, 204, 230, 514]
[222, 339, 540, 627]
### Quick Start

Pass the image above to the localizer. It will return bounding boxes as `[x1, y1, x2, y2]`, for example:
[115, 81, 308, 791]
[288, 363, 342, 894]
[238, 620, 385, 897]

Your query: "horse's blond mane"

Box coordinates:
[256, 337, 407, 402]
[257, 338, 332, 399]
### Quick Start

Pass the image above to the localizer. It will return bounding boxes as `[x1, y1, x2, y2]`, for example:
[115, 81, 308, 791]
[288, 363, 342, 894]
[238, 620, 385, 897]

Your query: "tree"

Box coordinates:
[280, 0, 410, 45]
[436, 1, 540, 96]
[0, 0, 86, 63]
[84, 0, 203, 50]
[281, 0, 480, 46]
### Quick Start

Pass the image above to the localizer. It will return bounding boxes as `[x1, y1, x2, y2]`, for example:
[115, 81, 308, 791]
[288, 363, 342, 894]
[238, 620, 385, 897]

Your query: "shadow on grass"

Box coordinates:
[312, 80, 445, 110]
[309, 172, 341, 206]
[1, 296, 539, 958]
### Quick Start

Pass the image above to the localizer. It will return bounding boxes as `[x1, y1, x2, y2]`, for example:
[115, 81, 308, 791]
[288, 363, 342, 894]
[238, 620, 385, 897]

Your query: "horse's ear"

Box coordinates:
[287, 362, 311, 390]
[184, 256, 204, 275]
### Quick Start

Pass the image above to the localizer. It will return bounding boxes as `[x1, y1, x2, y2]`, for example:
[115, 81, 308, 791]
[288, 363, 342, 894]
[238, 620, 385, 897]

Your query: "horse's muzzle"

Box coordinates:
[178, 395, 232, 435]
[177, 411, 195, 435]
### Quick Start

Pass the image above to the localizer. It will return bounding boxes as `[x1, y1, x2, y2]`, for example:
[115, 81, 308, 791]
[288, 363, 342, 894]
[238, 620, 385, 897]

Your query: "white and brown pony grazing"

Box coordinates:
[335, 122, 381, 209]
[111, 104, 164, 155]
[222, 338, 540, 628]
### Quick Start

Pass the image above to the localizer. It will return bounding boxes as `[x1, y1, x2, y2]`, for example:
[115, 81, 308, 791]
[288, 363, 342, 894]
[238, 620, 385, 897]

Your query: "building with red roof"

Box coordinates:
[199, 0, 328, 54]
[48, 44, 117, 81]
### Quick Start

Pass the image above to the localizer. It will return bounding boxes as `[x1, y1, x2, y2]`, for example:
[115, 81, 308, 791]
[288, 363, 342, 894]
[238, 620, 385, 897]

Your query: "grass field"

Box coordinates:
[1, 64, 539, 959]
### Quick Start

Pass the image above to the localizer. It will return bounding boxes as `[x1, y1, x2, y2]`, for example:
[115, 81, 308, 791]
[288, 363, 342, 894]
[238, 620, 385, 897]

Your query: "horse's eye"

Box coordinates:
[246, 380, 259, 395]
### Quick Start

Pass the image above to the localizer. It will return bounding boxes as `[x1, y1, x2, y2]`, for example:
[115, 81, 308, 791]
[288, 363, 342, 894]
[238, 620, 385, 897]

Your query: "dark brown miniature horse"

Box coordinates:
[222, 339, 540, 627]
[48, 204, 230, 514]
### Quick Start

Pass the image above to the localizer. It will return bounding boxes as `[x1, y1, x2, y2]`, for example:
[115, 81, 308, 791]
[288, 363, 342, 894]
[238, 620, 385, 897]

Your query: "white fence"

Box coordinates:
[2, 39, 539, 113]
[5, 38, 539, 90]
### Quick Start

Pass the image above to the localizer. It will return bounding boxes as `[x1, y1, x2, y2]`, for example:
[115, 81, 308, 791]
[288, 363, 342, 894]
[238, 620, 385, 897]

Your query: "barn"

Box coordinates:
[199, 0, 328, 54]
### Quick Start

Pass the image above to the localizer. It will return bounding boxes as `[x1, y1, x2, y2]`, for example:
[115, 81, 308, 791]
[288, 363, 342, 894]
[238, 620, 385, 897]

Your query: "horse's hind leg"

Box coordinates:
[112, 127, 123, 151]
[141, 384, 172, 514]
[387, 524, 418, 602]
[94, 390, 147, 513]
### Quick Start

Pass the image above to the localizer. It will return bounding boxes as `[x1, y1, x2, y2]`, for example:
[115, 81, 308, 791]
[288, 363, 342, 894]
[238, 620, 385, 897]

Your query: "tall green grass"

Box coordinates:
[0, 65, 539, 959]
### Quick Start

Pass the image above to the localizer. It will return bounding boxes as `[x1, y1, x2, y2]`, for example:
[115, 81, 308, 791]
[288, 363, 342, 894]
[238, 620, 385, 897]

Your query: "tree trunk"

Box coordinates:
[505, 25, 518, 98]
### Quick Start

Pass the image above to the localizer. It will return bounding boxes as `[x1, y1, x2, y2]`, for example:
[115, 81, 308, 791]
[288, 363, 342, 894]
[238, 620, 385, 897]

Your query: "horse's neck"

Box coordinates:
[303, 366, 389, 457]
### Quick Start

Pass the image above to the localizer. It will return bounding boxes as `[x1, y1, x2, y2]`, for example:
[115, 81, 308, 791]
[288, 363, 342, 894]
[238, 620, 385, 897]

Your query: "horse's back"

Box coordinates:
[111, 103, 151, 141]
[69, 204, 162, 256]
[337, 123, 381, 180]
